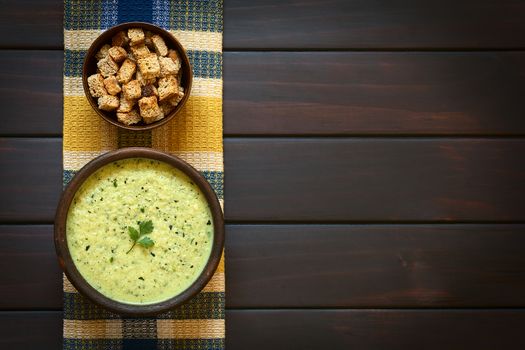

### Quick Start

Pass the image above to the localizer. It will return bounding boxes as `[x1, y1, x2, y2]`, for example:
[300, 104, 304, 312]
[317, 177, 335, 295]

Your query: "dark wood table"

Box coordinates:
[1, 1, 525, 349]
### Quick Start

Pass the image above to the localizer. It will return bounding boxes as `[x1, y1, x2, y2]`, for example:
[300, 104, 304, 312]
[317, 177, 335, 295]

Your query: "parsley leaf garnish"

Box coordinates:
[126, 220, 155, 253]
[128, 227, 139, 241]
[139, 220, 153, 235]
[137, 236, 154, 248]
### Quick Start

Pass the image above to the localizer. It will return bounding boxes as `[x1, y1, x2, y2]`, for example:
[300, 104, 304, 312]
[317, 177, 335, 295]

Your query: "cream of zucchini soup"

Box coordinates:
[66, 158, 214, 304]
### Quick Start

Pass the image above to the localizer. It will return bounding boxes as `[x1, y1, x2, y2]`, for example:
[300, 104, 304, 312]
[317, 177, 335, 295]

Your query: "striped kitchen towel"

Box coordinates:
[63, 1, 224, 349]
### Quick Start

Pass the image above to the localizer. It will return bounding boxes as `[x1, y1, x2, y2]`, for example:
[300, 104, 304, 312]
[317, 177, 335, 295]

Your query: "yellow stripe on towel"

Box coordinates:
[216, 252, 225, 273]
[157, 319, 225, 339]
[63, 96, 119, 151]
[202, 272, 225, 293]
[64, 96, 222, 152]
[151, 96, 223, 153]
[64, 150, 224, 172]
[64, 320, 123, 339]
[160, 151, 224, 172]
[63, 274, 78, 293]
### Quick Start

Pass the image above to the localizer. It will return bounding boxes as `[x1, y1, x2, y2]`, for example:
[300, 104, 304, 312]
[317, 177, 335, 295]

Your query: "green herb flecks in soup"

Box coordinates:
[66, 158, 214, 304]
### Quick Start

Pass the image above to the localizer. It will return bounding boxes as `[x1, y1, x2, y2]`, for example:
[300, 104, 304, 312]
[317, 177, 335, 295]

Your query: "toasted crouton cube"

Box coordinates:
[116, 58, 136, 84]
[95, 44, 111, 60]
[144, 31, 154, 49]
[168, 86, 185, 106]
[108, 46, 127, 63]
[167, 49, 182, 70]
[137, 53, 161, 80]
[98, 95, 119, 111]
[167, 49, 179, 62]
[138, 96, 164, 124]
[158, 56, 180, 77]
[122, 80, 142, 100]
[151, 34, 168, 56]
[130, 44, 150, 60]
[87, 73, 107, 98]
[136, 69, 156, 86]
[103, 76, 121, 95]
[117, 109, 141, 125]
[117, 95, 135, 113]
[128, 28, 145, 46]
[112, 31, 130, 47]
[97, 57, 119, 78]
[157, 75, 178, 102]
[159, 101, 175, 115]
[141, 84, 158, 98]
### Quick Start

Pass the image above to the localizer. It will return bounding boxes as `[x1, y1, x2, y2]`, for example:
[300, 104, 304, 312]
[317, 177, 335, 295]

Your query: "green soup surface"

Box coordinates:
[66, 158, 213, 304]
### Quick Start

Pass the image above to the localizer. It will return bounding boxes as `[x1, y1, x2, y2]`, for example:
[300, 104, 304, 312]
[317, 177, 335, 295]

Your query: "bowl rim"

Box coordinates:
[82, 21, 193, 131]
[54, 147, 224, 316]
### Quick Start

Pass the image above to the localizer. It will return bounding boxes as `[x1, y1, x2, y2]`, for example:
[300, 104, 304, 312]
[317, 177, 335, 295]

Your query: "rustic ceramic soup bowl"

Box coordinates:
[54, 148, 223, 316]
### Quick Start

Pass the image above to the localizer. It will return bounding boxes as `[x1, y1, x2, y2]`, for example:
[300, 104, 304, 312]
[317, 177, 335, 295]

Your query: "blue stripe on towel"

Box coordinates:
[153, 0, 171, 28]
[118, 0, 153, 23]
[101, 0, 118, 28]
[122, 339, 156, 350]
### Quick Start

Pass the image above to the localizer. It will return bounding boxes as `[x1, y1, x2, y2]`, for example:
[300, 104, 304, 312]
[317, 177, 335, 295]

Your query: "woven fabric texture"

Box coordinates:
[63, 1, 224, 349]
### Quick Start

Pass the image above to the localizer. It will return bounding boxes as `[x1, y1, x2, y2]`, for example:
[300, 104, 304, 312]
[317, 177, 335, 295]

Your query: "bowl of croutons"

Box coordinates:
[83, 22, 192, 130]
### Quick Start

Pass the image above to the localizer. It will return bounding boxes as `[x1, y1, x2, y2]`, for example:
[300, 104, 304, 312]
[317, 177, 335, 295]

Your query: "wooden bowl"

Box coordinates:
[54, 148, 224, 316]
[82, 22, 193, 130]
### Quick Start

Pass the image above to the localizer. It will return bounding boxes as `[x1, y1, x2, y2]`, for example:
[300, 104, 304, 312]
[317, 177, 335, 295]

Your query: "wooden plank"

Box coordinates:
[3, 224, 525, 309]
[2, 1, 525, 49]
[224, 0, 525, 49]
[0, 138, 61, 222]
[2, 310, 525, 349]
[0, 51, 63, 135]
[1, 138, 524, 223]
[0, 312, 62, 350]
[0, 226, 61, 309]
[225, 52, 525, 135]
[3, 50, 525, 136]
[227, 310, 525, 349]
[0, 0, 63, 49]
[226, 224, 525, 308]
[225, 138, 525, 222]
